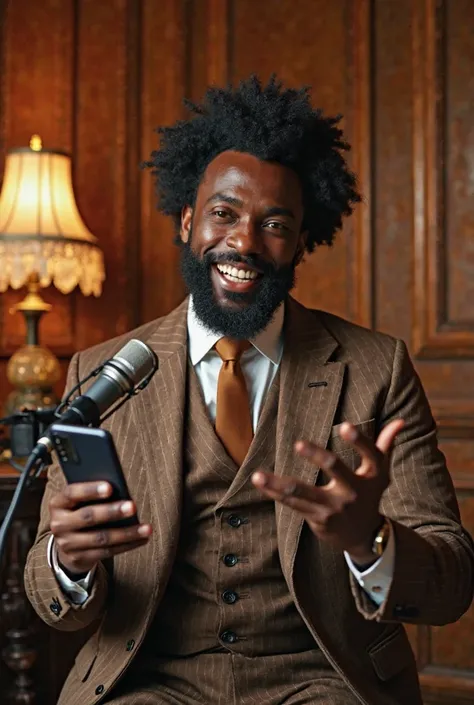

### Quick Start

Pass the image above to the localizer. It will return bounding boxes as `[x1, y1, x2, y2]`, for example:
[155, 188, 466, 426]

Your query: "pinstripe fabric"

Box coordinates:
[105, 650, 357, 704]
[138, 359, 316, 658]
[24, 297, 474, 705]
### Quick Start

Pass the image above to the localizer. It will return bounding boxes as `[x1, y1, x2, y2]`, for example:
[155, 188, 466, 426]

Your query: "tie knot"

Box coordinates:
[215, 337, 251, 362]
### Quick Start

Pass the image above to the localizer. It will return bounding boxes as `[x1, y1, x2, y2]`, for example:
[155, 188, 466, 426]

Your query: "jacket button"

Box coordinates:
[222, 590, 239, 604]
[126, 639, 135, 652]
[49, 598, 62, 616]
[220, 629, 238, 644]
[227, 515, 242, 528]
[393, 604, 419, 619]
[95, 684, 104, 695]
[223, 553, 238, 567]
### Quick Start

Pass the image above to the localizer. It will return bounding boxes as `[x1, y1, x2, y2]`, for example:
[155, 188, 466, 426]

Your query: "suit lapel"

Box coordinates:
[275, 298, 345, 585]
[130, 299, 189, 604]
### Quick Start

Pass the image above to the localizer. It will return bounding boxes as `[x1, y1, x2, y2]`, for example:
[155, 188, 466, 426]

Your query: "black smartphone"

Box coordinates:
[49, 423, 138, 528]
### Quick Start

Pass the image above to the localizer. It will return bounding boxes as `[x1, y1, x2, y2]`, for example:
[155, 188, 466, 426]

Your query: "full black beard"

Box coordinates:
[180, 244, 296, 339]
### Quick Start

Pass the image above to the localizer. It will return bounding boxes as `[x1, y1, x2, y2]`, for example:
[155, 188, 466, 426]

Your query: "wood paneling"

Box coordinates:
[139, 0, 187, 323]
[0, 1, 473, 704]
[413, 0, 474, 360]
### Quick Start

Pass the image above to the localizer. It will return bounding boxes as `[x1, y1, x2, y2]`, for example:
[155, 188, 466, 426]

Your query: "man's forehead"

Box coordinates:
[199, 150, 302, 203]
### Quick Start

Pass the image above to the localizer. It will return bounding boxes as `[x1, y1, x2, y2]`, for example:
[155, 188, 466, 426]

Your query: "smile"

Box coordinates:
[216, 263, 259, 282]
[212, 262, 263, 295]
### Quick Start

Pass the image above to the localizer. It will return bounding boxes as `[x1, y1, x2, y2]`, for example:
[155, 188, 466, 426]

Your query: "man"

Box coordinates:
[25, 76, 473, 705]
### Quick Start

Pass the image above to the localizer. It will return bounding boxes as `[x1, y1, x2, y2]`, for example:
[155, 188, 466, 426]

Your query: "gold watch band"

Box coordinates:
[372, 517, 391, 557]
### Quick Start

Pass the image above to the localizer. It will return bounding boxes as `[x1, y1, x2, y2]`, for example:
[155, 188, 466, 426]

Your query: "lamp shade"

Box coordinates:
[0, 137, 105, 296]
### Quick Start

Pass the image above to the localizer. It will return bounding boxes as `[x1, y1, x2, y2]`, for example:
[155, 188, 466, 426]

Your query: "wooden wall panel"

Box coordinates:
[445, 0, 474, 325]
[73, 0, 136, 349]
[413, 0, 474, 361]
[405, 1, 474, 702]
[373, 0, 415, 346]
[139, 0, 187, 324]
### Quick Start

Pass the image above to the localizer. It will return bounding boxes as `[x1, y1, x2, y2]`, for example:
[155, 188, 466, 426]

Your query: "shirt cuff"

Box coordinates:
[344, 520, 395, 606]
[47, 534, 96, 606]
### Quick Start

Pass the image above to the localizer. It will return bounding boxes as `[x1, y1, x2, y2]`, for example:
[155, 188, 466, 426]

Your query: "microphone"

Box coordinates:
[33, 338, 158, 461]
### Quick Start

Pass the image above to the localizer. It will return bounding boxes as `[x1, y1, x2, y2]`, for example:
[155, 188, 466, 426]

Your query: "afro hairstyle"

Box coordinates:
[143, 75, 361, 252]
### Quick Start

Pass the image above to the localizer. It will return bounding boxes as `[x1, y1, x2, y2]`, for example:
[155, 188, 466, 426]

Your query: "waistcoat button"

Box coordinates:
[223, 553, 238, 567]
[95, 685, 104, 695]
[222, 590, 239, 604]
[126, 639, 135, 651]
[227, 514, 242, 528]
[220, 629, 238, 644]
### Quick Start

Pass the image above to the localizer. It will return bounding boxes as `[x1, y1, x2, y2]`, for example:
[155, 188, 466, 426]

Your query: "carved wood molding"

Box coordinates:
[420, 668, 474, 704]
[206, 0, 233, 85]
[412, 0, 474, 359]
[432, 400, 474, 439]
[349, 0, 374, 329]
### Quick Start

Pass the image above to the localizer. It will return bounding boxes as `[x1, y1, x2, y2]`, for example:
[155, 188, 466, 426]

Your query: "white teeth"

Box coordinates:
[216, 263, 258, 281]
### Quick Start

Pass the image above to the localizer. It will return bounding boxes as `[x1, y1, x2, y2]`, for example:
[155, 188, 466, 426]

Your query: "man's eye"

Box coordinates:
[266, 221, 287, 231]
[212, 209, 229, 218]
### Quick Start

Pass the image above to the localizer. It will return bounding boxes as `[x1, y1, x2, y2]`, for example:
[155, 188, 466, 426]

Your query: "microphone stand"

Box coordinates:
[0, 357, 157, 562]
[0, 364, 105, 561]
[0, 450, 45, 559]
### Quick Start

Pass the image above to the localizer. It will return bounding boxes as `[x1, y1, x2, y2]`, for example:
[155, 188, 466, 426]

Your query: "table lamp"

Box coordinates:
[0, 135, 105, 418]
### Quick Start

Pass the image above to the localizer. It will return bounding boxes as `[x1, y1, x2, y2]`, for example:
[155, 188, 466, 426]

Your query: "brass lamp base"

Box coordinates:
[5, 273, 61, 415]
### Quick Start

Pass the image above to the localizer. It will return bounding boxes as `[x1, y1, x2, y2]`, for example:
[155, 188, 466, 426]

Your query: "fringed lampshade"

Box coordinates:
[0, 135, 105, 436]
[0, 134, 104, 296]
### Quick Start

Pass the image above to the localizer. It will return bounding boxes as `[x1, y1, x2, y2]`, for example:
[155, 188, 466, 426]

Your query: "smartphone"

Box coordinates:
[49, 423, 138, 528]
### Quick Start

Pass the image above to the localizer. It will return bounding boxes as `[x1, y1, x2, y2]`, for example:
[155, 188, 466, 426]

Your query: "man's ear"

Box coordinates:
[180, 206, 193, 244]
[294, 231, 308, 266]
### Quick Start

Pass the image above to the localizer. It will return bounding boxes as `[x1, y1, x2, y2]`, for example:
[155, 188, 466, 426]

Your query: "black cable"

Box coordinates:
[7, 457, 27, 473]
[0, 450, 43, 559]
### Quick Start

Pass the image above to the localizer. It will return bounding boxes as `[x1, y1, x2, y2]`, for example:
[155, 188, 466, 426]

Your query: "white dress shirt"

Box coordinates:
[50, 298, 395, 607]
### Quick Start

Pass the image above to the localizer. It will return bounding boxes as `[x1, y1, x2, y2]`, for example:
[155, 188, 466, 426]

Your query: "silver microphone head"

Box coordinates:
[103, 339, 158, 392]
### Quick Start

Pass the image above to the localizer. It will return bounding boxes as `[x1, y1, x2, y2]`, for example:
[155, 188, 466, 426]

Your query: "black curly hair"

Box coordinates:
[143, 75, 361, 253]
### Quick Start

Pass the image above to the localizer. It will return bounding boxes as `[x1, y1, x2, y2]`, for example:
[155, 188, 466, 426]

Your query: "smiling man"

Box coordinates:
[25, 76, 474, 705]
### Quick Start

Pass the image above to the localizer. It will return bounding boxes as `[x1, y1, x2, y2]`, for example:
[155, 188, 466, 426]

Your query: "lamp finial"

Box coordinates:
[29, 134, 42, 151]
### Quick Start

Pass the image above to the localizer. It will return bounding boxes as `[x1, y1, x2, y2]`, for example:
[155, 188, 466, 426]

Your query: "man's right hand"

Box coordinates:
[49, 481, 152, 577]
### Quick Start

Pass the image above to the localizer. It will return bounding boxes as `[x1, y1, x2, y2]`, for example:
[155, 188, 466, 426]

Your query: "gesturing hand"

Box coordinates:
[252, 419, 404, 564]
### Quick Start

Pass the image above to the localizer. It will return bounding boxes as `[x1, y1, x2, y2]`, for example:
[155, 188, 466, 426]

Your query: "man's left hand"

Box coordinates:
[251, 419, 404, 565]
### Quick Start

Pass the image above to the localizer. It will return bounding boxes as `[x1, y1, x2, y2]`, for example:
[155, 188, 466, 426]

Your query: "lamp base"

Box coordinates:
[5, 276, 61, 455]
[5, 373, 58, 414]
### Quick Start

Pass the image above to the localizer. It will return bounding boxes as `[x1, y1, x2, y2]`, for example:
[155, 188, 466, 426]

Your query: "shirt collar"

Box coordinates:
[187, 296, 284, 366]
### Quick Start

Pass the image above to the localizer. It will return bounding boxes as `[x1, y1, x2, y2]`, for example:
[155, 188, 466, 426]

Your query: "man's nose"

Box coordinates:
[226, 223, 263, 255]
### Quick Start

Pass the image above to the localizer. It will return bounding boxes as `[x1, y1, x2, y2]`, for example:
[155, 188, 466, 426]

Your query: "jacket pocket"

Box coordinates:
[329, 418, 376, 452]
[367, 625, 414, 681]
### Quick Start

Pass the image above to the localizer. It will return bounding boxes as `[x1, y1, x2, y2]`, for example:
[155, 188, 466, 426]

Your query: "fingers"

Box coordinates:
[49, 481, 112, 510]
[294, 440, 357, 488]
[252, 471, 332, 511]
[375, 419, 405, 454]
[55, 522, 152, 574]
[338, 419, 404, 476]
[58, 538, 150, 575]
[50, 498, 137, 534]
[55, 522, 152, 555]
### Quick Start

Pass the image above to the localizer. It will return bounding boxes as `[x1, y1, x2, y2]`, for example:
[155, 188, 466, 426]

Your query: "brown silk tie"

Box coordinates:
[214, 338, 253, 465]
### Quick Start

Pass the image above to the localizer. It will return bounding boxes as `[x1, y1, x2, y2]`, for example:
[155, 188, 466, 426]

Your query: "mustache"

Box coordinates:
[203, 251, 276, 276]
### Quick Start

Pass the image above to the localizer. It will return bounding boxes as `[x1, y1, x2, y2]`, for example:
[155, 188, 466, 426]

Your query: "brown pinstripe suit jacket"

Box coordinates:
[24, 297, 474, 705]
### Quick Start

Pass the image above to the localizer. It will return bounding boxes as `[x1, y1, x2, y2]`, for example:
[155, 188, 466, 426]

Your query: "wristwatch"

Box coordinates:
[372, 517, 391, 557]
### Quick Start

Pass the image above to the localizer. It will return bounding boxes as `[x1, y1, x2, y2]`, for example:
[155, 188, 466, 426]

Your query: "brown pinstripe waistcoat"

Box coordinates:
[24, 297, 474, 705]
[140, 360, 316, 659]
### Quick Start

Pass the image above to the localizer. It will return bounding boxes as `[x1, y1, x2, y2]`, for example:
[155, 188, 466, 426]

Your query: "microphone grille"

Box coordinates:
[112, 339, 158, 385]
